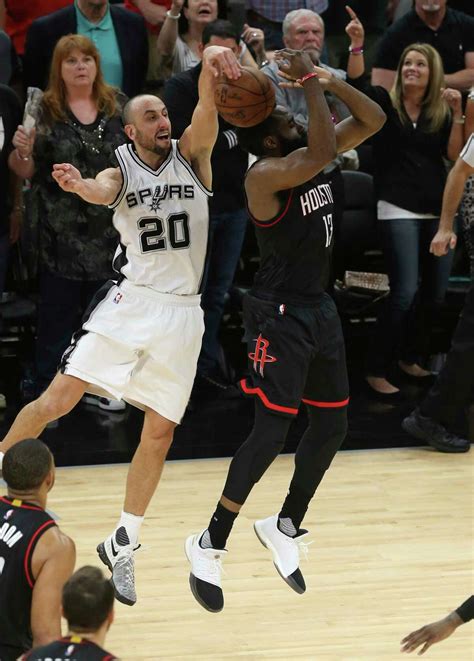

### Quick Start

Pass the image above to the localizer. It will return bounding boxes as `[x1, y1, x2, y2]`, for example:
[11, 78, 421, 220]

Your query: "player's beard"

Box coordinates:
[280, 132, 308, 156]
[135, 129, 170, 158]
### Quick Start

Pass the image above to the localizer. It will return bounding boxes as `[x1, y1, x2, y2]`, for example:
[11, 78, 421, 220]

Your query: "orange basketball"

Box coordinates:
[215, 66, 275, 128]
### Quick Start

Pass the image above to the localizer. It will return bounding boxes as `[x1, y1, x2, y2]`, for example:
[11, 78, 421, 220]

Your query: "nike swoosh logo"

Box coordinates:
[110, 538, 119, 557]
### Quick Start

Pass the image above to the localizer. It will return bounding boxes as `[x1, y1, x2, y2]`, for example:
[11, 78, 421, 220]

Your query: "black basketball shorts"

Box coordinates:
[239, 293, 349, 417]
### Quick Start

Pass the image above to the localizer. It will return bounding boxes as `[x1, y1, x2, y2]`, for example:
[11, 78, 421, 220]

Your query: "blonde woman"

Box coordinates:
[8, 34, 127, 402]
[345, 7, 464, 398]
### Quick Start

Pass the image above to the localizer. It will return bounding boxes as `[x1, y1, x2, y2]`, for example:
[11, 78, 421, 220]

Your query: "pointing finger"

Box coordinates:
[345, 5, 358, 19]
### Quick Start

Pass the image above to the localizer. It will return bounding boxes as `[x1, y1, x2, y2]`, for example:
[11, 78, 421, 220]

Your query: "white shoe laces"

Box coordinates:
[197, 548, 226, 581]
[296, 537, 313, 562]
[114, 547, 135, 583]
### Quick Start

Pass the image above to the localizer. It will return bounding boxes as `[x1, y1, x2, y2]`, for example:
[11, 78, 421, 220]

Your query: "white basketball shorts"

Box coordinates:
[60, 279, 204, 423]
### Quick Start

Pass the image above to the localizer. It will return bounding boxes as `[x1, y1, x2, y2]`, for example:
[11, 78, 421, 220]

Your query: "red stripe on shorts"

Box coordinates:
[239, 379, 298, 415]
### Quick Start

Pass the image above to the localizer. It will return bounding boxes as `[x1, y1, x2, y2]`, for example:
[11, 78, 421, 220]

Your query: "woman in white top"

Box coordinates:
[157, 0, 266, 77]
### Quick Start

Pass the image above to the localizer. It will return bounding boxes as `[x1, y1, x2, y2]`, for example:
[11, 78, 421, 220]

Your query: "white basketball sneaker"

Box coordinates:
[185, 530, 227, 612]
[254, 514, 310, 594]
[82, 394, 126, 411]
[97, 526, 138, 606]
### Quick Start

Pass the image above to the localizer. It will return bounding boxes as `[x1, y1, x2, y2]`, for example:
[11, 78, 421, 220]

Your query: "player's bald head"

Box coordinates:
[122, 94, 167, 127]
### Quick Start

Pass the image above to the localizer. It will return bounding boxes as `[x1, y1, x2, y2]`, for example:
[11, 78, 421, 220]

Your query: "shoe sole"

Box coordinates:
[253, 522, 305, 594]
[96, 543, 136, 606]
[402, 418, 470, 453]
[184, 536, 223, 613]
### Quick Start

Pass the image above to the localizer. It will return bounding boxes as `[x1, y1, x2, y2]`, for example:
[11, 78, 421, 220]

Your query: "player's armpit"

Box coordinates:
[30, 529, 76, 646]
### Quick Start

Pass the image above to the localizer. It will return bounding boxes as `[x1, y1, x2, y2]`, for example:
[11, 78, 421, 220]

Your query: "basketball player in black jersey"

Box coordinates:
[185, 49, 386, 612]
[19, 566, 117, 661]
[0, 439, 75, 660]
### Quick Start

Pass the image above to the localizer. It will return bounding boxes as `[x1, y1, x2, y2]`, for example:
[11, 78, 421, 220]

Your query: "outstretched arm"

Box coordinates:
[178, 45, 241, 190]
[51, 164, 122, 205]
[400, 608, 465, 655]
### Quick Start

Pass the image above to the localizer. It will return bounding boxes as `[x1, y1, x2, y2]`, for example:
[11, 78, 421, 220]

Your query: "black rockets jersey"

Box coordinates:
[20, 635, 117, 660]
[0, 496, 56, 660]
[247, 169, 335, 306]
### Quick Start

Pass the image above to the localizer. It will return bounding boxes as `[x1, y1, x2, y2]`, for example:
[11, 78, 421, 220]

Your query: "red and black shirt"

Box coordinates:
[0, 496, 56, 660]
[247, 169, 335, 306]
[20, 635, 117, 660]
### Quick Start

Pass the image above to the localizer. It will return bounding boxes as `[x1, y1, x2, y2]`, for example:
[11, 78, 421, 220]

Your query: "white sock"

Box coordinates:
[116, 510, 144, 546]
[0, 451, 4, 471]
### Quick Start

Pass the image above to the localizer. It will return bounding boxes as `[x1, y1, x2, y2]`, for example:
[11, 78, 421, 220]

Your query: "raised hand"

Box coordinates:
[441, 87, 462, 114]
[12, 125, 36, 160]
[170, 0, 184, 13]
[274, 49, 315, 83]
[202, 45, 241, 80]
[278, 62, 333, 90]
[241, 24, 265, 55]
[52, 163, 83, 193]
[345, 5, 364, 49]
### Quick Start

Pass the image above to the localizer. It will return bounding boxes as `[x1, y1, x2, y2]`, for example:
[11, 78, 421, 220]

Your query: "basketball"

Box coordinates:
[215, 66, 275, 128]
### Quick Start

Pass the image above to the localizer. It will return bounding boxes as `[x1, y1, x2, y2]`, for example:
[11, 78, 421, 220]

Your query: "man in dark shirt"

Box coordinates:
[162, 20, 249, 392]
[19, 566, 117, 661]
[0, 438, 75, 661]
[372, 0, 474, 91]
[401, 595, 473, 655]
[0, 83, 22, 303]
[184, 50, 385, 613]
[23, 0, 148, 96]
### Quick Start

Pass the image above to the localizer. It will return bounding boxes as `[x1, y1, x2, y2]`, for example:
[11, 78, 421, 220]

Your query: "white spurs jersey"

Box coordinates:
[109, 140, 211, 295]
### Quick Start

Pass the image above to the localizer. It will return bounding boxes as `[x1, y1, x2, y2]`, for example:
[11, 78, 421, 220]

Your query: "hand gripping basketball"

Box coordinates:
[214, 65, 275, 128]
[274, 49, 315, 83]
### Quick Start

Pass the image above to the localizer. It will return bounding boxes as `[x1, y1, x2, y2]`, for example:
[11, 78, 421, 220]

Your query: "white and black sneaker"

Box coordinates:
[97, 526, 138, 606]
[83, 394, 126, 412]
[254, 514, 310, 594]
[185, 530, 227, 612]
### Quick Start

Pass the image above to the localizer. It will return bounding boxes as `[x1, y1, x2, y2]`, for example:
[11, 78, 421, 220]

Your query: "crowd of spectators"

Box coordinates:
[0, 0, 473, 419]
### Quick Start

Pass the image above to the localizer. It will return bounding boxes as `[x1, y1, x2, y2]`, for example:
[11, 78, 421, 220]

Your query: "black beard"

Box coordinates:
[279, 133, 308, 156]
[151, 143, 170, 157]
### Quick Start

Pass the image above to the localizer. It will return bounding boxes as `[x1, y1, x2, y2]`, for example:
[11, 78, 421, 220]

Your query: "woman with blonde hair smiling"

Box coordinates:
[8, 34, 127, 406]
[344, 6, 465, 399]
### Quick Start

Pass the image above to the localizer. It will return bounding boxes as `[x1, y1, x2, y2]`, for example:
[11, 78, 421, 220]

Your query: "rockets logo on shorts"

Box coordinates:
[248, 334, 277, 377]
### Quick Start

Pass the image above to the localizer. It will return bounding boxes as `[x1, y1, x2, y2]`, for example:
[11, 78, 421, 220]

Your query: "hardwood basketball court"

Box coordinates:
[12, 447, 474, 660]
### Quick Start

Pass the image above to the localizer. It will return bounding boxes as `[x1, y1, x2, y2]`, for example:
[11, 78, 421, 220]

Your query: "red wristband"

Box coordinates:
[297, 72, 319, 86]
[349, 45, 364, 54]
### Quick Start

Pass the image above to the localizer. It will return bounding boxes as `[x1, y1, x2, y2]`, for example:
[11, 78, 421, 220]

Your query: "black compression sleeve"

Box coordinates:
[455, 595, 474, 623]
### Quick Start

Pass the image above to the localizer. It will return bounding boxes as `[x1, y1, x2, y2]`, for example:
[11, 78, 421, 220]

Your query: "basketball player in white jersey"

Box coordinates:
[0, 45, 242, 606]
